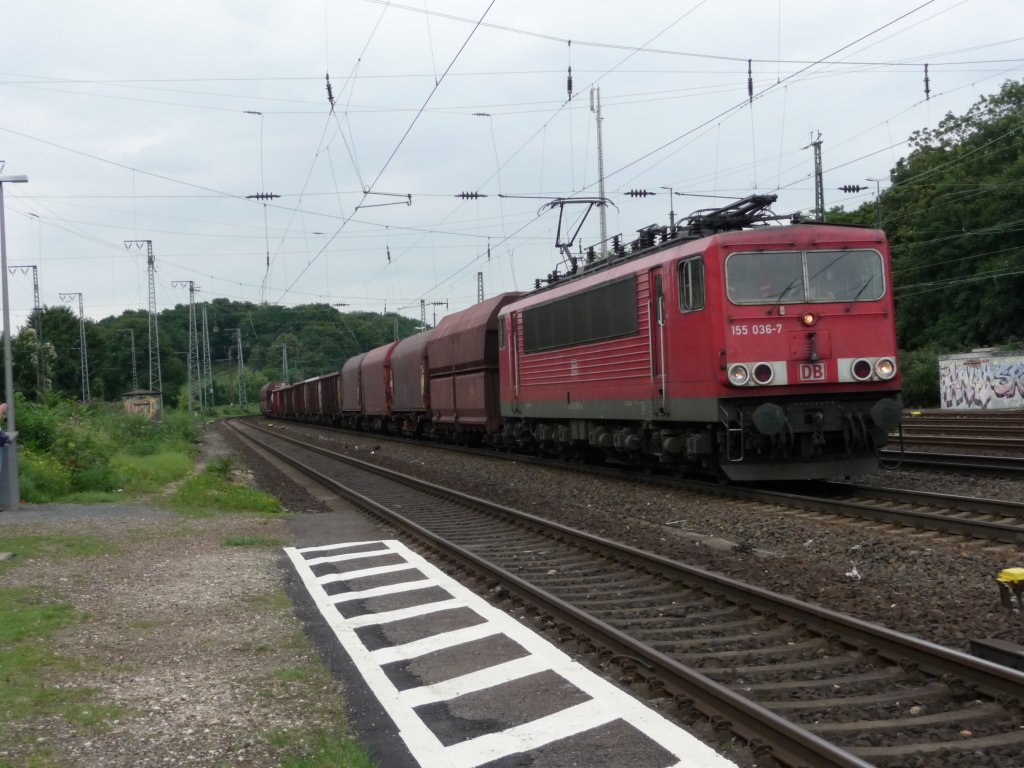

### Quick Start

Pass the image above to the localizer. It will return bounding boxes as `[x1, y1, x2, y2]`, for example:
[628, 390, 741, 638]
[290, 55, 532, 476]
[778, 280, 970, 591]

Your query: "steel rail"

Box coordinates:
[228, 419, 1024, 766]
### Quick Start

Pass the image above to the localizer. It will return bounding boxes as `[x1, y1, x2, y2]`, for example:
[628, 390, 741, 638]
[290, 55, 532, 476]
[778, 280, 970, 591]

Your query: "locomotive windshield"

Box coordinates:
[726, 248, 884, 304]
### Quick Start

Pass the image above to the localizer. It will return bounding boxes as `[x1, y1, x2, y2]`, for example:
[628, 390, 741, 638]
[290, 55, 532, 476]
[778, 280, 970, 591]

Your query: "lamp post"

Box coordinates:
[866, 177, 885, 229]
[0, 172, 28, 511]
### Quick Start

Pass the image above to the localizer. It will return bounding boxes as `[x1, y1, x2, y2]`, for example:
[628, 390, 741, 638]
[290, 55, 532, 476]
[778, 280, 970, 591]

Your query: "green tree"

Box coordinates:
[885, 79, 1024, 352]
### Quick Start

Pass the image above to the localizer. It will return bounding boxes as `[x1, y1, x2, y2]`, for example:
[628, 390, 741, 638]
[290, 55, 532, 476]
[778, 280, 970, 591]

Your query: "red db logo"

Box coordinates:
[798, 362, 827, 382]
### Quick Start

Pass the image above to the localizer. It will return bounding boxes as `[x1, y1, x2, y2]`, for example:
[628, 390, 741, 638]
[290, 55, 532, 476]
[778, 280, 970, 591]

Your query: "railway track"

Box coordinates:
[227, 418, 1024, 768]
[879, 449, 1024, 476]
[268, 418, 1024, 545]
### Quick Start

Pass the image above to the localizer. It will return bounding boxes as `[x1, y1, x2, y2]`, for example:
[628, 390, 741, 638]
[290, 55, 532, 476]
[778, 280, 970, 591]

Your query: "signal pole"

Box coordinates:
[423, 299, 448, 328]
[59, 292, 89, 402]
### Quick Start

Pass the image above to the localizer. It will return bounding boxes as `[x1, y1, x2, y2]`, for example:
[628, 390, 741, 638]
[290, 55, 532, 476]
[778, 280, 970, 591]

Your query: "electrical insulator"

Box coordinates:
[625, 189, 654, 198]
[456, 192, 486, 199]
[838, 185, 868, 193]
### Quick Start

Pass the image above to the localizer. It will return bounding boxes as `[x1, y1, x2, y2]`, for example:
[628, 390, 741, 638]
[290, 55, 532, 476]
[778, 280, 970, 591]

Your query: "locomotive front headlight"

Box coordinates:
[801, 312, 817, 326]
[875, 357, 897, 380]
[851, 358, 873, 382]
[752, 362, 774, 384]
[728, 363, 750, 386]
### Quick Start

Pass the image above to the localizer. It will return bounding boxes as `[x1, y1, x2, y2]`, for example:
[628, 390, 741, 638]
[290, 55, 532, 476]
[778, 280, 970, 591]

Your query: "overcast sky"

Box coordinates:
[2, 0, 1021, 334]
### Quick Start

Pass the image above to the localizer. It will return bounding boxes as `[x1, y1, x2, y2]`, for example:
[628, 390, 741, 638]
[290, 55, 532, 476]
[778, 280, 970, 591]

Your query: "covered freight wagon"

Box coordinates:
[426, 292, 522, 437]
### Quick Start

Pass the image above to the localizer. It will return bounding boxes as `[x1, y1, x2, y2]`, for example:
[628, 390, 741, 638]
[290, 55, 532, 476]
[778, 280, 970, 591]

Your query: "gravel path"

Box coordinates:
[0, 426, 353, 768]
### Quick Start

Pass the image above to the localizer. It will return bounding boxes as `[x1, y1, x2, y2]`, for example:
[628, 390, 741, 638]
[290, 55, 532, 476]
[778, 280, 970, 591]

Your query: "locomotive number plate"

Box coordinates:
[798, 362, 827, 382]
[731, 323, 783, 335]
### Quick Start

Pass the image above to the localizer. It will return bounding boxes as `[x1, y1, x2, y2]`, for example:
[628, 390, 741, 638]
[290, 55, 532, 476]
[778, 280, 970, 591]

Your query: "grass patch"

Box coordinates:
[223, 535, 284, 548]
[271, 666, 315, 683]
[0, 587, 94, 725]
[0, 534, 117, 571]
[170, 458, 283, 518]
[269, 727, 376, 768]
[111, 450, 194, 493]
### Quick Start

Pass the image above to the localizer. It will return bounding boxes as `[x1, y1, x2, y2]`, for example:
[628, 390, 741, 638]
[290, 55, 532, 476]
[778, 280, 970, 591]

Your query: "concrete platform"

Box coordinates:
[285, 534, 739, 768]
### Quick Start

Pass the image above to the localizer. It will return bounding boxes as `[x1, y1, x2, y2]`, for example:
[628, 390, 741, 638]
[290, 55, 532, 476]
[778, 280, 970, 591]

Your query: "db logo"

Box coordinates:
[798, 362, 827, 382]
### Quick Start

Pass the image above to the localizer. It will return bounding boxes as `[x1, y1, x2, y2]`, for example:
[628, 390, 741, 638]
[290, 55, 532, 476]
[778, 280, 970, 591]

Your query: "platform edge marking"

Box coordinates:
[284, 545, 458, 768]
[370, 622, 503, 665]
[398, 655, 551, 708]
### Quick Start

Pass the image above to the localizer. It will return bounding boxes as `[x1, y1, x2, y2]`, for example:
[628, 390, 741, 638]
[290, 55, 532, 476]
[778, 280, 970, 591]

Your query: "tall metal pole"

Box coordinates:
[9, 264, 42, 397]
[172, 280, 201, 413]
[590, 87, 608, 249]
[866, 177, 884, 229]
[0, 173, 28, 511]
[121, 328, 138, 391]
[125, 240, 162, 414]
[226, 328, 245, 406]
[60, 292, 89, 402]
[201, 304, 213, 409]
[805, 132, 824, 222]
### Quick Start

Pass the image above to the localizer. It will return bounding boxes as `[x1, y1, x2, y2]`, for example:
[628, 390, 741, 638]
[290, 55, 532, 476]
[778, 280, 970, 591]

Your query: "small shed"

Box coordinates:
[122, 389, 163, 421]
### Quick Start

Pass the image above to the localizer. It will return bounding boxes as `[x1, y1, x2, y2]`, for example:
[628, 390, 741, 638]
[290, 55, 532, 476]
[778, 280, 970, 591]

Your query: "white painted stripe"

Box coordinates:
[305, 549, 395, 566]
[443, 698, 619, 767]
[286, 545, 454, 766]
[330, 578, 437, 604]
[297, 540, 391, 554]
[346, 598, 465, 629]
[398, 655, 551, 708]
[285, 541, 737, 768]
[318, 562, 418, 584]
[371, 622, 502, 665]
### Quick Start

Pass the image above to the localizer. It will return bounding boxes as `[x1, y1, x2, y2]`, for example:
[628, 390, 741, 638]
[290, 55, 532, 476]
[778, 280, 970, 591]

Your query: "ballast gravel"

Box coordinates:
[4, 420, 1022, 768]
[285, 427, 1024, 654]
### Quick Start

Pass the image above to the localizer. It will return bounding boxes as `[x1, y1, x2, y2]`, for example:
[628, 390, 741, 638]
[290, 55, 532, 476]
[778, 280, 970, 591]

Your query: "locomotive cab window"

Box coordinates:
[806, 249, 885, 302]
[678, 256, 705, 312]
[726, 248, 883, 305]
[498, 315, 506, 350]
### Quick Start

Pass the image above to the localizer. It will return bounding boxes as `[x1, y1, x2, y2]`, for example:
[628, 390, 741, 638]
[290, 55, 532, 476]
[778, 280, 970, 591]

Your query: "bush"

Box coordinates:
[899, 348, 941, 408]
[48, 422, 118, 493]
[9, 401, 204, 500]
[18, 448, 74, 503]
[12, 398, 64, 451]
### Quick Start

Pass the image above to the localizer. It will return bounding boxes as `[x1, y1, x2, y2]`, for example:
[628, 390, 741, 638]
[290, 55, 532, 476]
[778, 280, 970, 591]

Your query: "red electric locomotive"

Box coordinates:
[496, 196, 902, 481]
[261, 195, 901, 481]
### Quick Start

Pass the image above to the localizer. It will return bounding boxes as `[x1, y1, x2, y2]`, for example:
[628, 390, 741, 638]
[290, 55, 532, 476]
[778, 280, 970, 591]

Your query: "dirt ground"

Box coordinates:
[0, 425, 358, 768]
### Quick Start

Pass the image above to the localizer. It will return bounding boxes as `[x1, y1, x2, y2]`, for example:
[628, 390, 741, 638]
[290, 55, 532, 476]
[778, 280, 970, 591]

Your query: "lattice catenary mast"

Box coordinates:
[125, 240, 162, 402]
[172, 280, 201, 413]
[9, 264, 43, 396]
[59, 292, 89, 402]
[201, 304, 213, 409]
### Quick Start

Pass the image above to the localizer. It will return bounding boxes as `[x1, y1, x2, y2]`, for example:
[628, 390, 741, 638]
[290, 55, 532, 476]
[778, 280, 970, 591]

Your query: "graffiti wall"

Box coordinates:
[939, 353, 1024, 409]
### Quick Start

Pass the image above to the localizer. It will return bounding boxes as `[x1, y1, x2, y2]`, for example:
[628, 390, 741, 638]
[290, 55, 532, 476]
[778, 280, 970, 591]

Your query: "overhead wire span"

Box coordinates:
[275, 0, 497, 305]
